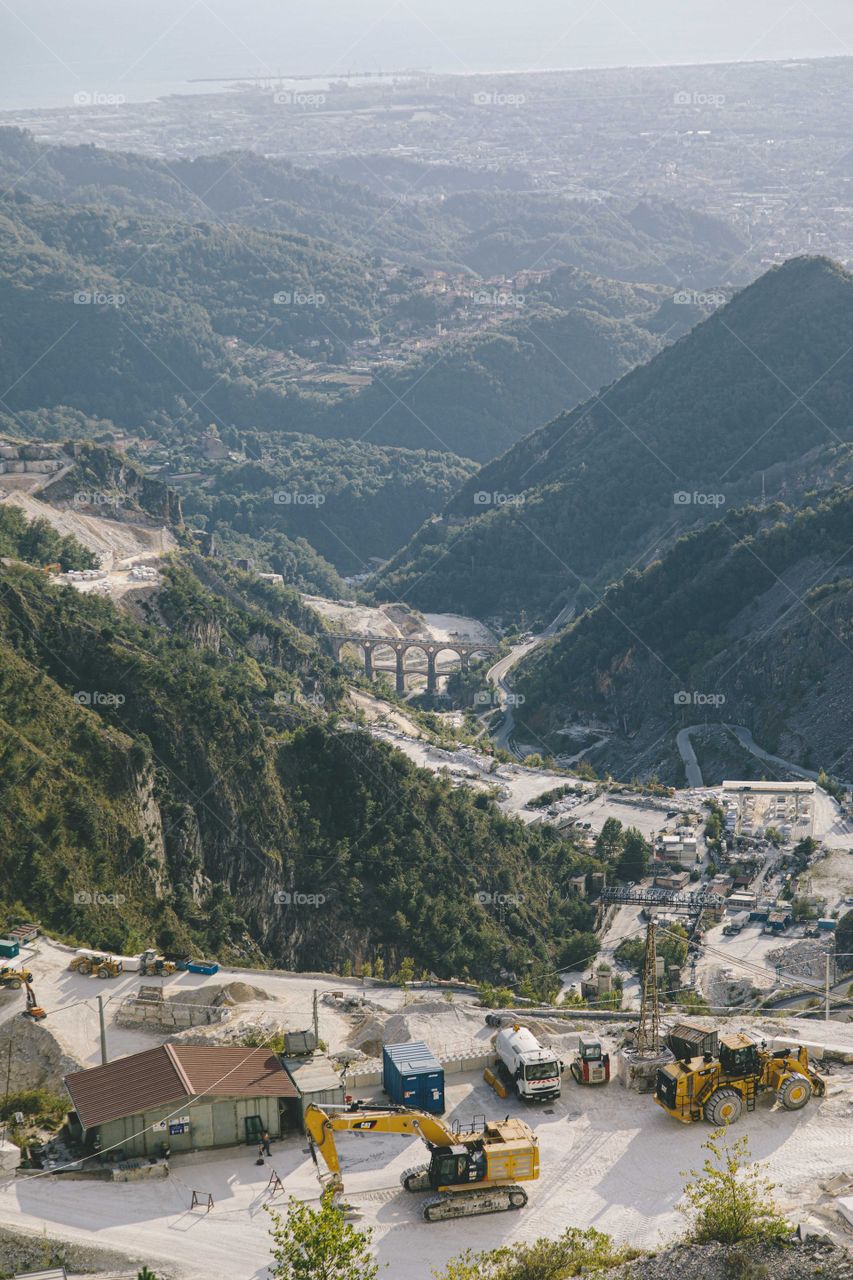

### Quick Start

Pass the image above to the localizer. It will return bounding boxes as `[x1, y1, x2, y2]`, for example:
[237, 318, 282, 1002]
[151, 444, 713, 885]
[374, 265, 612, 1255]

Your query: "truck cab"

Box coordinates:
[494, 1024, 562, 1101]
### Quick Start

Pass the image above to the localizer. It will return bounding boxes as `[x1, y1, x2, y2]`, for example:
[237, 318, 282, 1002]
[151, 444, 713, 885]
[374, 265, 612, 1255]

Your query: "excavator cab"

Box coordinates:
[429, 1145, 487, 1188]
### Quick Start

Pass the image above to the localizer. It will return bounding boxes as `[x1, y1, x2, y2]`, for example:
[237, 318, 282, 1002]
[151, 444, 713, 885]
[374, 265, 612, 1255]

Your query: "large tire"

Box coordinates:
[97, 967, 111, 979]
[778, 1073, 811, 1111]
[77, 961, 92, 975]
[704, 1087, 743, 1126]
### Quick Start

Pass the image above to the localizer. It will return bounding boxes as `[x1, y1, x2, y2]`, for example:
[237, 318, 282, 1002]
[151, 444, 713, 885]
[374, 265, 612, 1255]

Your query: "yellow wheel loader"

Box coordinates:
[304, 1101, 539, 1222]
[654, 1032, 826, 1125]
[138, 950, 177, 977]
[0, 966, 34, 990]
[68, 954, 123, 979]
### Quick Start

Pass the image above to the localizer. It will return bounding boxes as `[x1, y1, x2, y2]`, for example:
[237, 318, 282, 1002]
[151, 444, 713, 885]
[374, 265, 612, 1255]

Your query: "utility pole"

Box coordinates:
[312, 989, 319, 1046]
[636, 921, 661, 1055]
[3, 1039, 11, 1108]
[97, 995, 108, 1065]
[825, 951, 832, 1023]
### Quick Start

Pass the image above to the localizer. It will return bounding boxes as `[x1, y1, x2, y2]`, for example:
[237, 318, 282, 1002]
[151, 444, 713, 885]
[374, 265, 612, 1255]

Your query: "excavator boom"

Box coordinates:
[303, 1102, 539, 1223]
[304, 1104, 458, 1189]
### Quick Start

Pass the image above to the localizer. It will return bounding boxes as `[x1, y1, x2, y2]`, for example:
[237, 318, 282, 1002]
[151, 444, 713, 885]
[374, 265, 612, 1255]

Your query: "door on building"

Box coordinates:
[188, 1103, 213, 1148]
[212, 1099, 237, 1146]
[244, 1114, 264, 1144]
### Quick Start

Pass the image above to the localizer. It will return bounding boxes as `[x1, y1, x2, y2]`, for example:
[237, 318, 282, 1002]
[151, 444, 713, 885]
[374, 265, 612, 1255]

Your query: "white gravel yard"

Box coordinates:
[6, 940, 853, 1278]
[0, 937, 414, 1071]
[3, 1065, 853, 1280]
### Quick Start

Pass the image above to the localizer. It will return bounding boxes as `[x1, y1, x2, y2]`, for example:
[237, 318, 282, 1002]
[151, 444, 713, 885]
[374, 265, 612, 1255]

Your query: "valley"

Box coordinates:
[0, 29, 852, 1280]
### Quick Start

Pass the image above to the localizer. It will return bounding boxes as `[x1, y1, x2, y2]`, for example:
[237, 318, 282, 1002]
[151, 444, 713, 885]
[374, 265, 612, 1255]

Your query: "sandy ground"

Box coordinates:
[2, 490, 176, 569]
[302, 597, 496, 647]
[810, 847, 853, 914]
[4, 1063, 853, 1280]
[0, 939, 415, 1072]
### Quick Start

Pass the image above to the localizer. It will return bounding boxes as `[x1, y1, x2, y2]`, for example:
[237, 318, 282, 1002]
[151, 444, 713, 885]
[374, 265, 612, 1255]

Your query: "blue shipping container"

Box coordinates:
[0, 939, 20, 959]
[383, 1041, 445, 1114]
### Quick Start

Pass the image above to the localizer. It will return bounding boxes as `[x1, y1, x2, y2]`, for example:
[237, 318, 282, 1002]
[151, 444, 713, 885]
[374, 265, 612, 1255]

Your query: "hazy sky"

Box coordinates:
[2, 0, 853, 108]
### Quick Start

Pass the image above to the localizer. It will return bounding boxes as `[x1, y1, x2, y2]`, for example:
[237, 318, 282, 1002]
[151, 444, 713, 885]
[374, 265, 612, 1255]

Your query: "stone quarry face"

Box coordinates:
[0, 1016, 83, 1094]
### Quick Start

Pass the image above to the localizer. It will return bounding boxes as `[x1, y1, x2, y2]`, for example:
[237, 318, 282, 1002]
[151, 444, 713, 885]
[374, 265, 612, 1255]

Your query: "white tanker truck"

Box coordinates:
[494, 1023, 563, 1102]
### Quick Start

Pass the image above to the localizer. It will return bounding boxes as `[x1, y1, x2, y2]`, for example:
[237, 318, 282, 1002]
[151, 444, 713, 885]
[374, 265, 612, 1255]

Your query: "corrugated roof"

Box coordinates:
[284, 1054, 345, 1093]
[65, 1044, 296, 1129]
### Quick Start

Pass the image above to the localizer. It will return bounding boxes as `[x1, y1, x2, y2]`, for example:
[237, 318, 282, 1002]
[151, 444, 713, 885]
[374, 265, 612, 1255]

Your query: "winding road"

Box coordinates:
[674, 722, 828, 791]
[485, 602, 575, 753]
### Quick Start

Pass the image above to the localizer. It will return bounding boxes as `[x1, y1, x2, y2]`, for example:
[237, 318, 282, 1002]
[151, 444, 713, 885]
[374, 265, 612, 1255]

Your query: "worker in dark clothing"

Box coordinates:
[262, 1129, 272, 1157]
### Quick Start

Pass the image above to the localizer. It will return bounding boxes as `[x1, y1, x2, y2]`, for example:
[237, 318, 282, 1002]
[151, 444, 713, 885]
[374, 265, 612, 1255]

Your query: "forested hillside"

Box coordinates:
[0, 536, 598, 978]
[312, 305, 668, 461]
[376, 258, 853, 622]
[0, 129, 744, 282]
[514, 488, 853, 783]
[180, 434, 478, 574]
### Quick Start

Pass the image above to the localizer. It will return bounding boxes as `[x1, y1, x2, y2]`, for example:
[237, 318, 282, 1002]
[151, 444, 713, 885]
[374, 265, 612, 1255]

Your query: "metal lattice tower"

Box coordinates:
[636, 921, 661, 1055]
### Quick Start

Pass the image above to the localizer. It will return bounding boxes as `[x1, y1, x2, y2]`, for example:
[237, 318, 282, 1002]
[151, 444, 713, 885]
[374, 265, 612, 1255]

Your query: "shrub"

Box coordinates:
[681, 1130, 789, 1245]
[432, 1226, 638, 1278]
[267, 1192, 378, 1280]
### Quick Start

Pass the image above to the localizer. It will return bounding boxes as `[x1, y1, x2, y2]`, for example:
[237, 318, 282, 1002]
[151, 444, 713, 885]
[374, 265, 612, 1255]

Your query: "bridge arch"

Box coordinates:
[329, 633, 498, 697]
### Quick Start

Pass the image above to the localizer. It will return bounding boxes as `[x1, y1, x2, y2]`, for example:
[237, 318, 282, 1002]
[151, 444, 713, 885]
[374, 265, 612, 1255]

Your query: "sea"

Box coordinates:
[1, 0, 852, 110]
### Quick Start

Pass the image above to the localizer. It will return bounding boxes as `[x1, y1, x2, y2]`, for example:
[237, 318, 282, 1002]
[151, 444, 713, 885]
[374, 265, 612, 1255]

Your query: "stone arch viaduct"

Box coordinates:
[329, 634, 497, 695]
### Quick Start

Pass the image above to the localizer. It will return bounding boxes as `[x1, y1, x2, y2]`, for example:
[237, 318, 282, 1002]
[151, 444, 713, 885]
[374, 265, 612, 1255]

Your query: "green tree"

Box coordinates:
[267, 1193, 379, 1280]
[616, 827, 649, 882]
[595, 817, 624, 861]
[393, 956, 415, 986]
[681, 1130, 789, 1245]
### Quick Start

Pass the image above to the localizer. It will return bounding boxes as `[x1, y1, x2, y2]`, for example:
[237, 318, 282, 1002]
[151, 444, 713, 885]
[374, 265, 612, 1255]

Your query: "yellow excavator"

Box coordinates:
[655, 1032, 827, 1124]
[304, 1101, 539, 1222]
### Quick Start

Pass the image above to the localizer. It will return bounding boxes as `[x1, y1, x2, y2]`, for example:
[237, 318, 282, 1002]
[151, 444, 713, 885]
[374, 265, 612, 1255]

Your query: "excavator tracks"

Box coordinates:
[421, 1185, 528, 1222]
[401, 1165, 431, 1193]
